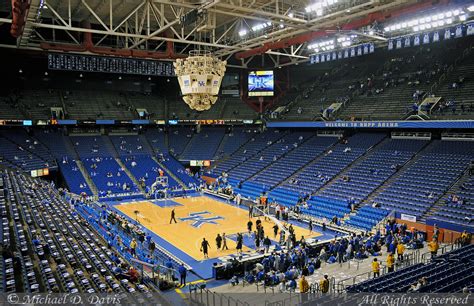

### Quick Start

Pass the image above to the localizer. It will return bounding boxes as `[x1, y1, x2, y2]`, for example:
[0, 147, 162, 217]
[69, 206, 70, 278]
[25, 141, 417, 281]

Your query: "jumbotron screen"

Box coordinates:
[248, 70, 274, 97]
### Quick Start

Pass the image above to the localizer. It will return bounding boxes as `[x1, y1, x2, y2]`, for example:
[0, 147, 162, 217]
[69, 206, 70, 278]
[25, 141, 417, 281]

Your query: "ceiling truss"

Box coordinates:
[0, 0, 440, 68]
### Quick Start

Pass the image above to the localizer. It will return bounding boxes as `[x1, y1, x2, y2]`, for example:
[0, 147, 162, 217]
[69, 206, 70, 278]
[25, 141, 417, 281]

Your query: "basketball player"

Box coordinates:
[170, 208, 177, 224]
[236, 233, 243, 254]
[247, 220, 253, 235]
[200, 238, 211, 259]
[273, 224, 279, 238]
[222, 233, 229, 250]
[216, 234, 222, 249]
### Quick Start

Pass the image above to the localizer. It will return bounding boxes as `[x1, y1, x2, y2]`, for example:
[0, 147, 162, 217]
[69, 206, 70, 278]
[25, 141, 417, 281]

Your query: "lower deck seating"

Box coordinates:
[373, 140, 474, 218]
[318, 139, 428, 204]
[0, 170, 162, 300]
[279, 133, 386, 195]
[301, 196, 351, 220]
[430, 175, 474, 230]
[346, 244, 474, 293]
[344, 206, 390, 231]
[82, 157, 139, 196]
[121, 155, 179, 189]
[59, 159, 92, 195]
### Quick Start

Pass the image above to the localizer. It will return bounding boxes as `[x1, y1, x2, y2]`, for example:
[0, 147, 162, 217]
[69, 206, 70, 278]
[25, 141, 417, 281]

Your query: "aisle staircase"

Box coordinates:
[418, 168, 471, 223]
[76, 160, 98, 196]
[115, 158, 145, 194]
[274, 139, 340, 189]
[314, 137, 388, 195]
[359, 140, 434, 207]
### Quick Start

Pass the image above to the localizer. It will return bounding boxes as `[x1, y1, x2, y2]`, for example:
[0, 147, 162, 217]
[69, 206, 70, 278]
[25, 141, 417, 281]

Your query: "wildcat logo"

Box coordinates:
[179, 211, 224, 228]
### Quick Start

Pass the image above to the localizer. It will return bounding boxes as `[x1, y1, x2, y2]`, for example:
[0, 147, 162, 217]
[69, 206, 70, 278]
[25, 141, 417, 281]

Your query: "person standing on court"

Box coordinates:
[309, 220, 313, 233]
[200, 238, 211, 259]
[263, 236, 271, 253]
[216, 234, 222, 249]
[273, 224, 279, 238]
[236, 233, 243, 254]
[222, 233, 229, 250]
[247, 220, 253, 235]
[170, 208, 177, 224]
[249, 204, 254, 218]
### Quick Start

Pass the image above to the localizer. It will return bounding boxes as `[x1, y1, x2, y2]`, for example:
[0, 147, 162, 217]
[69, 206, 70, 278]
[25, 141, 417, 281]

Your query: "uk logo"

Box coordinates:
[197, 81, 205, 87]
[179, 211, 224, 228]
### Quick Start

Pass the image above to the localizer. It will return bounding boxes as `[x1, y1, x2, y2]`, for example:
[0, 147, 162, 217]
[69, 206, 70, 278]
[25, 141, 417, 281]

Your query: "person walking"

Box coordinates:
[222, 233, 229, 250]
[170, 208, 177, 224]
[200, 238, 211, 259]
[216, 233, 222, 250]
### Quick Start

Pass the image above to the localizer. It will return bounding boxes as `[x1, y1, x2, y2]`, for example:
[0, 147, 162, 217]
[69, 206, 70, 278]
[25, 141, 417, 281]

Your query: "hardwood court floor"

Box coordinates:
[115, 196, 321, 260]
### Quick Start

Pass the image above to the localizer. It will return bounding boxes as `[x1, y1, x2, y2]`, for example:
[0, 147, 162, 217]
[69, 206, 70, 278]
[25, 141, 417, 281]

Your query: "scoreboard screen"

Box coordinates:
[248, 70, 274, 97]
[48, 53, 174, 76]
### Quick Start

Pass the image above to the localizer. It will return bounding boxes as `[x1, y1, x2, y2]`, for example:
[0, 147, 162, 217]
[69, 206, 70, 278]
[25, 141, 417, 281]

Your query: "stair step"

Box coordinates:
[115, 158, 145, 195]
[76, 160, 98, 196]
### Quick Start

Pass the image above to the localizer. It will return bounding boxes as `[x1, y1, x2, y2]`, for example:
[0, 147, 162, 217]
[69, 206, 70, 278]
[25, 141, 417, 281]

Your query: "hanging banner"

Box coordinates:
[444, 28, 452, 40]
[326, 53, 331, 62]
[404, 36, 411, 47]
[344, 49, 349, 58]
[467, 23, 474, 36]
[369, 43, 375, 53]
[396, 39, 402, 49]
[413, 35, 420, 46]
[332, 52, 337, 61]
[422, 33, 430, 44]
[350, 48, 356, 57]
[433, 31, 440, 42]
[455, 25, 463, 38]
[388, 40, 394, 50]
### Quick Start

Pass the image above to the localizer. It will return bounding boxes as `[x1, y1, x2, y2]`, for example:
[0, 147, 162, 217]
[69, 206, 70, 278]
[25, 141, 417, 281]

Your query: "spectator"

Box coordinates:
[372, 258, 380, 278]
[386, 252, 395, 273]
[428, 238, 439, 260]
[178, 264, 187, 287]
[319, 275, 329, 293]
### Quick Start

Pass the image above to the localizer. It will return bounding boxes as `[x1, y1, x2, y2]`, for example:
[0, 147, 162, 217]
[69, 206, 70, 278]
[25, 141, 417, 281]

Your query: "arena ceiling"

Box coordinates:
[0, 0, 463, 68]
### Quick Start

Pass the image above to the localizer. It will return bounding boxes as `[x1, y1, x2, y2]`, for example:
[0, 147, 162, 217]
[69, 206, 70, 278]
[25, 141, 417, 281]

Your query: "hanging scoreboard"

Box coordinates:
[47, 53, 174, 76]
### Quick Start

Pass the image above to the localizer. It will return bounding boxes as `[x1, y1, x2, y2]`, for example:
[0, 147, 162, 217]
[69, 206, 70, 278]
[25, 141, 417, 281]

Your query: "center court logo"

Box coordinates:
[179, 211, 224, 228]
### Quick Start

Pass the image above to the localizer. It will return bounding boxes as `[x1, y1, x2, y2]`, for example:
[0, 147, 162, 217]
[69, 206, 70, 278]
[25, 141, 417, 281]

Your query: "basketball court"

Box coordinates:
[113, 196, 323, 260]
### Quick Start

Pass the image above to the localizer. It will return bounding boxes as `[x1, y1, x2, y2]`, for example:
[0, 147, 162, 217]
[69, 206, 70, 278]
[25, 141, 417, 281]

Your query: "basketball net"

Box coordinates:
[151, 176, 169, 193]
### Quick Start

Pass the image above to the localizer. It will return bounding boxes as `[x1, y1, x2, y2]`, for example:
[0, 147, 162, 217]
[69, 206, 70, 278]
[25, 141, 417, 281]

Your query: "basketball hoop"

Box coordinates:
[258, 97, 264, 103]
